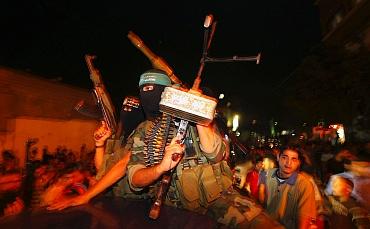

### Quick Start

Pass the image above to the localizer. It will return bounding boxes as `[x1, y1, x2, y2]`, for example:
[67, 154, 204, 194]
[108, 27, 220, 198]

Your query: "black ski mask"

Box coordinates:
[140, 84, 167, 120]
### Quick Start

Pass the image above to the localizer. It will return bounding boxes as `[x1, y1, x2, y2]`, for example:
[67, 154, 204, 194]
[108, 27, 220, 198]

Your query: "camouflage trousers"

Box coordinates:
[206, 188, 284, 229]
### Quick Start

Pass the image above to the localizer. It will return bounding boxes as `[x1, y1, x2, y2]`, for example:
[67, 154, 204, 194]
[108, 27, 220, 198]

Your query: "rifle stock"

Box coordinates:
[148, 173, 171, 219]
[127, 31, 185, 88]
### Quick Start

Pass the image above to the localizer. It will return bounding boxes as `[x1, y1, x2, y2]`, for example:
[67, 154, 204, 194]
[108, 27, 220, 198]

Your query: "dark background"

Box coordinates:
[0, 1, 322, 129]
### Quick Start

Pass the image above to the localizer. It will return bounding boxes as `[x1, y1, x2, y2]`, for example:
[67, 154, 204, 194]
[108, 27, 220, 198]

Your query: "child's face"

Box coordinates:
[332, 177, 351, 197]
[262, 158, 273, 170]
[255, 161, 263, 171]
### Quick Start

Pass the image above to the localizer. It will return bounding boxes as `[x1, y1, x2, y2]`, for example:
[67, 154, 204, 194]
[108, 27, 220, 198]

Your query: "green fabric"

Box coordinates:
[206, 188, 284, 229]
[138, 69, 171, 87]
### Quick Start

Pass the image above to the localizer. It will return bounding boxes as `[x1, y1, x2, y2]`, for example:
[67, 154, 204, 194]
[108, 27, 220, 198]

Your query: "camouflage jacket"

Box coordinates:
[126, 118, 233, 213]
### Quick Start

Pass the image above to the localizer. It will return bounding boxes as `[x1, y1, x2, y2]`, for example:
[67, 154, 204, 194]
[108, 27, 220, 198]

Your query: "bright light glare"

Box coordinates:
[232, 114, 239, 131]
[337, 126, 345, 144]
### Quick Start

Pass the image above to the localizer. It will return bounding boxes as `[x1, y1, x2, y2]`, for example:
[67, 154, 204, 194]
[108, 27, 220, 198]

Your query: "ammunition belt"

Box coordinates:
[144, 114, 176, 167]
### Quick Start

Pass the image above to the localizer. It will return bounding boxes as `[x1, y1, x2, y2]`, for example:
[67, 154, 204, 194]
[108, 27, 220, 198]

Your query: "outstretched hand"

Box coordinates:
[46, 194, 90, 211]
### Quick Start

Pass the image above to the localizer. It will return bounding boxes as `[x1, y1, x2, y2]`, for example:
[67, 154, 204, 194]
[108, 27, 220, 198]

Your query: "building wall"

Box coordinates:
[316, 0, 370, 50]
[0, 66, 99, 166]
[2, 117, 98, 166]
[0, 67, 95, 120]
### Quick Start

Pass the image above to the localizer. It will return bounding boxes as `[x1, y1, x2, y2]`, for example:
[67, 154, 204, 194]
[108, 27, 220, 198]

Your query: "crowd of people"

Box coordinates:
[1, 69, 369, 228]
[232, 139, 370, 229]
[0, 145, 97, 218]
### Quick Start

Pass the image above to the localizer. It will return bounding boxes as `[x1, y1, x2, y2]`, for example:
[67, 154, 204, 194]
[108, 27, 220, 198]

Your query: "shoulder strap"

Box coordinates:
[188, 125, 203, 158]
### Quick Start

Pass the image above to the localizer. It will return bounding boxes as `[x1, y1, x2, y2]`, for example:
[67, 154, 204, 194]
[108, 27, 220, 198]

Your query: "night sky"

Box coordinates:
[1, 1, 322, 128]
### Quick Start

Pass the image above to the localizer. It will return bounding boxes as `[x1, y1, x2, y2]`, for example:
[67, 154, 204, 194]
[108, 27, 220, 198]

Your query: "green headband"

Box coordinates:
[138, 70, 171, 87]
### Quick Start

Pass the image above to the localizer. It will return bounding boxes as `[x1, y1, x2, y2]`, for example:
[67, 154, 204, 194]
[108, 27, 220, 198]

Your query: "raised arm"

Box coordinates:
[196, 122, 225, 162]
[93, 121, 112, 171]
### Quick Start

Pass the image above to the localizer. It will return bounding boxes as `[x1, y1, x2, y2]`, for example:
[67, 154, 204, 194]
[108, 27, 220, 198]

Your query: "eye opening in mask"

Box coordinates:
[141, 84, 155, 92]
[139, 84, 167, 119]
[140, 83, 156, 92]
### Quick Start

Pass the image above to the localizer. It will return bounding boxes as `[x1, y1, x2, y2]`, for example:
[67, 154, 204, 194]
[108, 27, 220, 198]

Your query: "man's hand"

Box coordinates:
[47, 194, 90, 211]
[157, 136, 185, 173]
[94, 121, 112, 146]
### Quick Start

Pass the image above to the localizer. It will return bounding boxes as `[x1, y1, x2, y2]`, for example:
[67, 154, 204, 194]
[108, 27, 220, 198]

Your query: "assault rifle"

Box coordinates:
[84, 54, 118, 137]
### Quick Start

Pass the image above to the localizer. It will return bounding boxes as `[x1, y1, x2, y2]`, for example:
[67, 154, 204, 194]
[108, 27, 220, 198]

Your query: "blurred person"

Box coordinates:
[299, 144, 328, 229]
[324, 147, 358, 182]
[0, 150, 20, 174]
[1, 155, 93, 219]
[323, 176, 370, 229]
[0, 173, 22, 193]
[31, 163, 58, 209]
[66, 151, 76, 165]
[245, 154, 263, 199]
[258, 153, 278, 204]
[325, 153, 370, 211]
[0, 160, 52, 217]
[271, 147, 280, 158]
[232, 157, 254, 191]
[262, 153, 278, 170]
[40, 164, 90, 207]
[0, 173, 22, 218]
[1, 197, 24, 218]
